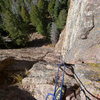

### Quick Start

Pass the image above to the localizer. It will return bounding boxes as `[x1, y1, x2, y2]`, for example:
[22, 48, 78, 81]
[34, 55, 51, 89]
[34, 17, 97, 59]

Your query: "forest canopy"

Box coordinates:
[0, 0, 69, 48]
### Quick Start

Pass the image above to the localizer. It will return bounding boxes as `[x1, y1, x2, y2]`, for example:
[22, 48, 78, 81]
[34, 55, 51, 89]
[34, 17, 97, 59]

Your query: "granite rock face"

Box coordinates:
[22, 62, 81, 100]
[56, 0, 100, 99]
[56, 0, 100, 63]
[74, 64, 100, 99]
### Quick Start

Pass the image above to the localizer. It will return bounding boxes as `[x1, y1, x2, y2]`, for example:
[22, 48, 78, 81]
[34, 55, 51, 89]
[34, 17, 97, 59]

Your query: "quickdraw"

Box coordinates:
[46, 63, 100, 100]
[45, 63, 66, 100]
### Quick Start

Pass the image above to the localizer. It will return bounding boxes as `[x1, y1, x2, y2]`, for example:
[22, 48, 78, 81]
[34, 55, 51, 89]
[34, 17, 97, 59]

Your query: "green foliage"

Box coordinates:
[48, 0, 55, 17]
[30, 5, 46, 35]
[3, 10, 28, 46]
[0, 0, 12, 12]
[0, 0, 70, 46]
[47, 23, 51, 38]
[54, 0, 61, 20]
[30, 5, 41, 26]
[56, 9, 67, 30]
[20, 6, 30, 23]
[37, 0, 46, 13]
[36, 23, 45, 35]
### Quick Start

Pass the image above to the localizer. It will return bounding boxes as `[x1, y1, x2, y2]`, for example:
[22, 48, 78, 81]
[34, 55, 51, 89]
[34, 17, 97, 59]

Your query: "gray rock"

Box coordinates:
[74, 64, 100, 99]
[56, 0, 100, 99]
[22, 62, 80, 100]
[22, 62, 57, 100]
[56, 0, 100, 64]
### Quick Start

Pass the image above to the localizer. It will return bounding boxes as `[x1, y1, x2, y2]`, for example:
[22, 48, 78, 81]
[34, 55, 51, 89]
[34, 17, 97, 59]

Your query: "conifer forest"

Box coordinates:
[0, 0, 69, 48]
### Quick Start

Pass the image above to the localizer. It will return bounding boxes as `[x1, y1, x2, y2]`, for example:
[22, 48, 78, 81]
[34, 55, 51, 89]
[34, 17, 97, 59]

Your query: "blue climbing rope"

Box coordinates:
[46, 62, 100, 100]
[46, 63, 66, 100]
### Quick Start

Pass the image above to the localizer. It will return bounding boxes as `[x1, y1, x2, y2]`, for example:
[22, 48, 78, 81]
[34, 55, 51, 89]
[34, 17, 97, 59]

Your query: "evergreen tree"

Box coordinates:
[30, 5, 41, 26]
[2, 0, 12, 11]
[30, 5, 46, 35]
[46, 22, 51, 39]
[54, 0, 61, 20]
[36, 22, 45, 35]
[37, 0, 45, 13]
[3, 10, 28, 46]
[21, 6, 30, 23]
[48, 0, 55, 17]
[56, 9, 67, 30]
[0, 0, 6, 12]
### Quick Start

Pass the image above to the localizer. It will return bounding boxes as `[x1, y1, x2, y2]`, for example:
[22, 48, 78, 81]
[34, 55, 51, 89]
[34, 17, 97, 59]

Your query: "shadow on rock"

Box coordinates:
[0, 59, 39, 86]
[0, 86, 37, 100]
[0, 58, 39, 100]
[27, 38, 50, 48]
[0, 37, 50, 49]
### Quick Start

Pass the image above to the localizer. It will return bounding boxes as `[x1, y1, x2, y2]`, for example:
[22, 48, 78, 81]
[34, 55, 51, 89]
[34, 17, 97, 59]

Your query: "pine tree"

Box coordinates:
[56, 9, 67, 30]
[37, 0, 45, 13]
[3, 10, 28, 46]
[30, 5, 45, 35]
[21, 6, 30, 23]
[48, 0, 55, 17]
[30, 5, 41, 26]
[0, 0, 6, 12]
[36, 22, 45, 35]
[54, 0, 61, 20]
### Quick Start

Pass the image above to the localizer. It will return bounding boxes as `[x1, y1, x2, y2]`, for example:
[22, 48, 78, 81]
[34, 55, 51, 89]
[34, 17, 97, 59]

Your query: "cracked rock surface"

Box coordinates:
[56, 0, 100, 99]
[56, 0, 100, 63]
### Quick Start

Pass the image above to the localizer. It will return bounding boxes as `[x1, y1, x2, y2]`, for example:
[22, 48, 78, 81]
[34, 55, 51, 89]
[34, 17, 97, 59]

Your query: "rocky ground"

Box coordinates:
[0, 34, 100, 100]
[0, 34, 62, 100]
